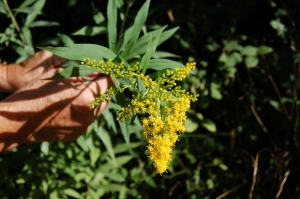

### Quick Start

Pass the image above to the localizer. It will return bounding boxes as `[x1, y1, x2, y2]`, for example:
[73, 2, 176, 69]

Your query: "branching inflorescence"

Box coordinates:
[82, 58, 198, 174]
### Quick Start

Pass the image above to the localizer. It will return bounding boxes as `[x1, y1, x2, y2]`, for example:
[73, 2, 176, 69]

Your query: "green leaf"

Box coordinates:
[226, 52, 242, 67]
[241, 45, 257, 56]
[19, 0, 38, 8]
[201, 119, 217, 133]
[257, 46, 273, 54]
[270, 19, 286, 36]
[63, 188, 82, 199]
[210, 83, 222, 100]
[102, 107, 117, 134]
[144, 175, 157, 188]
[141, 26, 166, 73]
[0, 1, 7, 15]
[210, 88, 222, 100]
[72, 26, 106, 36]
[39, 44, 116, 61]
[22, 27, 33, 46]
[93, 12, 105, 25]
[125, 27, 179, 60]
[40, 142, 49, 155]
[115, 155, 133, 166]
[48, 65, 98, 80]
[89, 147, 101, 166]
[219, 163, 228, 171]
[184, 118, 199, 133]
[152, 51, 180, 59]
[57, 33, 74, 46]
[97, 127, 117, 166]
[122, 0, 150, 57]
[107, 0, 118, 51]
[147, 59, 184, 70]
[245, 56, 259, 68]
[114, 142, 142, 154]
[118, 118, 131, 146]
[130, 0, 150, 44]
[24, 0, 45, 27]
[118, 26, 133, 54]
[76, 136, 89, 152]
[103, 172, 125, 182]
[100, 184, 127, 192]
[29, 20, 59, 28]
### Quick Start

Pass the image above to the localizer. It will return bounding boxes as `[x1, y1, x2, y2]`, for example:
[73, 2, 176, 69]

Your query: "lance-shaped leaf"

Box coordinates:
[107, 0, 118, 51]
[125, 26, 179, 60]
[57, 33, 74, 46]
[147, 59, 184, 70]
[122, 0, 150, 58]
[140, 26, 166, 74]
[97, 127, 117, 167]
[39, 44, 116, 61]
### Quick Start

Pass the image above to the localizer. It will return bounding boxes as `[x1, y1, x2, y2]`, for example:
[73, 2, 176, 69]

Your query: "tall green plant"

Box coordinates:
[40, 0, 198, 174]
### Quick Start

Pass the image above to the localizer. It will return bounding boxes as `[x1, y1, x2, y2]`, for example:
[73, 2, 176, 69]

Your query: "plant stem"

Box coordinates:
[119, 0, 132, 39]
[3, 0, 27, 45]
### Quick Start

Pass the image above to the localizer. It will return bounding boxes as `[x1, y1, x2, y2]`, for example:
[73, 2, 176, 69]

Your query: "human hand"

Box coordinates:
[0, 68, 113, 151]
[0, 50, 66, 92]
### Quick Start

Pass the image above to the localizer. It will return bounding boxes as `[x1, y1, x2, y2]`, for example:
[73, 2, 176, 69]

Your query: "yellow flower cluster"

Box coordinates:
[82, 58, 140, 80]
[82, 58, 198, 174]
[117, 62, 198, 174]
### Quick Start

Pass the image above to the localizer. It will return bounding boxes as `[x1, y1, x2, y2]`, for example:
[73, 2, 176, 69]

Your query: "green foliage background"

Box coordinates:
[1, 0, 300, 198]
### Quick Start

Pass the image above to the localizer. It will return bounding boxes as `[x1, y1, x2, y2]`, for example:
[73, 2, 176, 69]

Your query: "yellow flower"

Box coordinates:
[83, 58, 199, 174]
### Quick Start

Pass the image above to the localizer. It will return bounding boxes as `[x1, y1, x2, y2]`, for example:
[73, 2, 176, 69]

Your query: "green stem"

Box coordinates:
[3, 0, 27, 45]
[118, 0, 132, 39]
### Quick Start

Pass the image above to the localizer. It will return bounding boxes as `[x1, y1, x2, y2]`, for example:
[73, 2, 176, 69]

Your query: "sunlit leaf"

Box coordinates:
[122, 0, 150, 57]
[72, 26, 106, 36]
[63, 188, 82, 199]
[241, 45, 257, 56]
[39, 44, 116, 61]
[41, 142, 49, 155]
[118, 118, 131, 146]
[147, 59, 184, 70]
[24, 0, 45, 27]
[210, 87, 222, 100]
[201, 119, 217, 132]
[245, 56, 259, 68]
[103, 172, 125, 182]
[102, 107, 117, 134]
[184, 118, 199, 133]
[141, 26, 166, 73]
[0, 1, 7, 14]
[107, 0, 118, 51]
[76, 136, 89, 152]
[97, 127, 117, 166]
[90, 147, 101, 166]
[57, 33, 74, 45]
[29, 20, 59, 28]
[115, 155, 133, 166]
[152, 51, 180, 59]
[125, 27, 179, 60]
[93, 12, 105, 25]
[257, 46, 273, 54]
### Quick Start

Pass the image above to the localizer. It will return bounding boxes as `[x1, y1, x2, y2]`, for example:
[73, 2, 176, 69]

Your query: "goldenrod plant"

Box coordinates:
[40, 0, 198, 174]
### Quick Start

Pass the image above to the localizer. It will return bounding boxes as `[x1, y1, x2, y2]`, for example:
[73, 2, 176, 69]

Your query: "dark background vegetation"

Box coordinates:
[1, 0, 300, 198]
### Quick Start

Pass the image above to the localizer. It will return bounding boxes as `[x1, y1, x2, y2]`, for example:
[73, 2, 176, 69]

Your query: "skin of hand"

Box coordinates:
[0, 50, 66, 92]
[0, 67, 113, 152]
